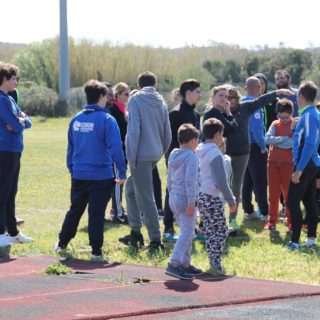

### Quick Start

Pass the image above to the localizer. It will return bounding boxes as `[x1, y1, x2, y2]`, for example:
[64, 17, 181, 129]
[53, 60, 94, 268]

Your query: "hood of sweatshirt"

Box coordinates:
[133, 87, 164, 108]
[168, 147, 194, 169]
[196, 142, 219, 161]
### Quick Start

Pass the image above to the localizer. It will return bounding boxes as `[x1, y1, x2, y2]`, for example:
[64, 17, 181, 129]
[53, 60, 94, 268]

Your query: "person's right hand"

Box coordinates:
[229, 204, 237, 214]
[275, 89, 294, 96]
[290, 117, 300, 130]
[115, 178, 126, 185]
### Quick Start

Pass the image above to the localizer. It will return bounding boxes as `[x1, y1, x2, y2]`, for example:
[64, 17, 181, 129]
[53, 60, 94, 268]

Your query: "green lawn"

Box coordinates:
[12, 118, 320, 285]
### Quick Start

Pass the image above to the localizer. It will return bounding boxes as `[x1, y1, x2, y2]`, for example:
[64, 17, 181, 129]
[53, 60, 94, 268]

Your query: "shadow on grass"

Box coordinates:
[79, 219, 125, 233]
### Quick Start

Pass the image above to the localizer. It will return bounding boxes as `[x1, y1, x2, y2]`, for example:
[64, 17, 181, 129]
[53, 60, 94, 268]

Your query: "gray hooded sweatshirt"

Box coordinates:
[196, 142, 236, 207]
[167, 147, 199, 205]
[126, 87, 172, 168]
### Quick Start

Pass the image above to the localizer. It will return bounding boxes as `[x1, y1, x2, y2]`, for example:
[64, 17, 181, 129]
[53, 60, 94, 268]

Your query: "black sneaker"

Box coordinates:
[111, 214, 129, 225]
[184, 265, 203, 276]
[147, 241, 164, 252]
[119, 230, 144, 248]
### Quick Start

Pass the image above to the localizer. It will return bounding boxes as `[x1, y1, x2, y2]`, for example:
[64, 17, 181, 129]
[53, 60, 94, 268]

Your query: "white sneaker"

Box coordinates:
[0, 234, 11, 247]
[244, 212, 258, 220]
[91, 254, 108, 262]
[304, 238, 316, 247]
[53, 241, 65, 253]
[7, 232, 33, 244]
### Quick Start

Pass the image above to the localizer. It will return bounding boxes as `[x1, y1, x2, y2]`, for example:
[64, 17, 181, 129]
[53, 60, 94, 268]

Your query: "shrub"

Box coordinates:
[69, 87, 86, 114]
[19, 87, 58, 117]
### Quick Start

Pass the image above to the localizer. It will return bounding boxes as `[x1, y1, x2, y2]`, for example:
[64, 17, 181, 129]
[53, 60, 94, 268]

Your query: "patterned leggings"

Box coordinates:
[198, 192, 228, 270]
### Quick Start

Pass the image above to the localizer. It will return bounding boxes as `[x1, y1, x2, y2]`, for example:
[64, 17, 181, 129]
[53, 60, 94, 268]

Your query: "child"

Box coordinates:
[196, 118, 237, 275]
[165, 124, 201, 280]
[287, 81, 320, 250]
[265, 99, 294, 230]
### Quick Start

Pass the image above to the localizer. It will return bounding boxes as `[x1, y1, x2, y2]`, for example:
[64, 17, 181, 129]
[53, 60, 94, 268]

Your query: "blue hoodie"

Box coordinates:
[0, 91, 32, 152]
[241, 95, 267, 151]
[67, 105, 127, 181]
[292, 105, 320, 171]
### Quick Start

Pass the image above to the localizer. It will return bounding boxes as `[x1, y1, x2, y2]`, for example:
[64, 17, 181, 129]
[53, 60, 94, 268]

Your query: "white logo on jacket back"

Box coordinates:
[73, 121, 94, 132]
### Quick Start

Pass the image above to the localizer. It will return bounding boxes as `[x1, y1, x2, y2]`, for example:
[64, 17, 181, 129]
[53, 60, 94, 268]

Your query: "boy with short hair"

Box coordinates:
[287, 81, 320, 250]
[196, 118, 237, 274]
[165, 124, 201, 280]
[0, 62, 32, 256]
[55, 79, 126, 261]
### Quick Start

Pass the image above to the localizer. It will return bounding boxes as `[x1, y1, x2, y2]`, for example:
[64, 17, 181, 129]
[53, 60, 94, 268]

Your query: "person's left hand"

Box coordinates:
[6, 125, 13, 131]
[291, 171, 302, 184]
[186, 203, 195, 216]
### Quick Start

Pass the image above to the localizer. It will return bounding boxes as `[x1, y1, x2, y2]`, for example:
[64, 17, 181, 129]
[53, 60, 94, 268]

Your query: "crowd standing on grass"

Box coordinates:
[0, 61, 319, 281]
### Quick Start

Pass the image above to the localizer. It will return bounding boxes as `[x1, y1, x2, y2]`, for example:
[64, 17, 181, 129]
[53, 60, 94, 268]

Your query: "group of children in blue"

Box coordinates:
[0, 62, 320, 281]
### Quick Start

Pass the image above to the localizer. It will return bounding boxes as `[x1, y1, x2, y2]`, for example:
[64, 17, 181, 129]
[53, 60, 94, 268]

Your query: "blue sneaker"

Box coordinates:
[163, 233, 179, 242]
[165, 264, 193, 280]
[286, 241, 301, 251]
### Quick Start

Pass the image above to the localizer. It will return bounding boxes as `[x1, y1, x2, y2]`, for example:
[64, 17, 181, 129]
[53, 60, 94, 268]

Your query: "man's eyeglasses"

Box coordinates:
[277, 115, 290, 120]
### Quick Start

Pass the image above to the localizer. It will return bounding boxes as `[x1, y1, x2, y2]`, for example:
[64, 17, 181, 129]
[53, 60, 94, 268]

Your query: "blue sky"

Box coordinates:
[2, 0, 319, 49]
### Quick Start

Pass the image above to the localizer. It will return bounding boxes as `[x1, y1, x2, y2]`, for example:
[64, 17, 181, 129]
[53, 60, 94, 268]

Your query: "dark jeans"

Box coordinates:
[0, 151, 21, 236]
[242, 143, 268, 215]
[59, 178, 114, 254]
[287, 166, 319, 243]
[111, 183, 124, 216]
[164, 188, 174, 231]
[153, 166, 162, 210]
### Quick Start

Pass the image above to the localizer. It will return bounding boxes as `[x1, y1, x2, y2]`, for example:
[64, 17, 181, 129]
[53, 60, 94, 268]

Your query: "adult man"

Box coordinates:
[55, 80, 126, 261]
[163, 79, 201, 238]
[0, 63, 32, 256]
[241, 77, 268, 221]
[287, 81, 320, 250]
[275, 70, 299, 117]
[120, 71, 171, 251]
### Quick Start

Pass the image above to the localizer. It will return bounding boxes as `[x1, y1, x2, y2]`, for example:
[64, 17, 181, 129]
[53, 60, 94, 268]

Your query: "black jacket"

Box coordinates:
[166, 101, 200, 160]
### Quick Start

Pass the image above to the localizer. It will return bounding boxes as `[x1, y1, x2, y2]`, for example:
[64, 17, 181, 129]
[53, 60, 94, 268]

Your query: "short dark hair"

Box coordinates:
[0, 63, 19, 86]
[298, 81, 318, 103]
[275, 69, 290, 80]
[138, 71, 157, 88]
[276, 98, 294, 114]
[84, 79, 107, 104]
[179, 79, 200, 99]
[178, 124, 199, 145]
[202, 118, 224, 140]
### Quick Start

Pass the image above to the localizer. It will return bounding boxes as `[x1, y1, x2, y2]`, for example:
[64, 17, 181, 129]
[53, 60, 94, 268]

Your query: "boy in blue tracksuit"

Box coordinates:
[55, 80, 126, 261]
[0, 63, 33, 253]
[241, 77, 268, 220]
[287, 81, 320, 250]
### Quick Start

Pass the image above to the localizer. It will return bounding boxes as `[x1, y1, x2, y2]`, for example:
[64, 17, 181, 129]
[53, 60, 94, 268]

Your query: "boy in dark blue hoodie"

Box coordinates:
[55, 80, 126, 261]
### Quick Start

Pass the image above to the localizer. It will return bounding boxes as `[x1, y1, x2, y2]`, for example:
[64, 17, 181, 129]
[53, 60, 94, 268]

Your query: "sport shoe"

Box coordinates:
[165, 264, 193, 280]
[91, 254, 108, 262]
[256, 211, 267, 222]
[264, 223, 276, 230]
[163, 233, 179, 242]
[7, 232, 33, 244]
[286, 241, 301, 251]
[209, 266, 226, 276]
[303, 238, 317, 247]
[111, 214, 129, 224]
[184, 265, 203, 276]
[16, 217, 25, 225]
[147, 241, 164, 252]
[244, 212, 258, 220]
[0, 234, 11, 257]
[230, 219, 240, 230]
[53, 241, 66, 254]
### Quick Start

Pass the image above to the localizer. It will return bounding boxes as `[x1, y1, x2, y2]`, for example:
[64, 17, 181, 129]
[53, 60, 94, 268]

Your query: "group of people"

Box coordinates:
[0, 61, 319, 281]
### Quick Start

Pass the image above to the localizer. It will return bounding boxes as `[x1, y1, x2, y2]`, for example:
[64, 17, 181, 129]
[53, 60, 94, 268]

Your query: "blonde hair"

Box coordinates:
[114, 82, 129, 99]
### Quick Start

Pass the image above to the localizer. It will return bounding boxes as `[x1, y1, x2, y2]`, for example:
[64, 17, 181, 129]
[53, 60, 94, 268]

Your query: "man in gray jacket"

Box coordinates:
[119, 71, 172, 250]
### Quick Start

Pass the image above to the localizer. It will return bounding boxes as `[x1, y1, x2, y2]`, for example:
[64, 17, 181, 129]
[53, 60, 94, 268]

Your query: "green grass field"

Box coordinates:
[11, 117, 320, 285]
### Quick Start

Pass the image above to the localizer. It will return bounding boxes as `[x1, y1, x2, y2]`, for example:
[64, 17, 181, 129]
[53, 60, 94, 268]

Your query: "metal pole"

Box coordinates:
[58, 0, 70, 116]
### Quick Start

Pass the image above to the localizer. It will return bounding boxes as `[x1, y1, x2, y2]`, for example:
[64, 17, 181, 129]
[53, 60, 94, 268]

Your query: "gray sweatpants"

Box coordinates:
[169, 194, 197, 267]
[125, 161, 161, 242]
[230, 153, 250, 220]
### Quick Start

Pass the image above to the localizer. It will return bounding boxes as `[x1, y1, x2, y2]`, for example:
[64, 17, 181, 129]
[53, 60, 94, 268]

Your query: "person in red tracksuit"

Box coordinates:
[265, 99, 294, 230]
